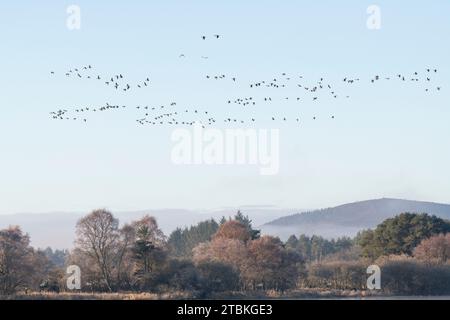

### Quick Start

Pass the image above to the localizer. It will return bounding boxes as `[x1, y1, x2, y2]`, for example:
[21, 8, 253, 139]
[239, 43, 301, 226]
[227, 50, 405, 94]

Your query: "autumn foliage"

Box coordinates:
[1, 211, 450, 297]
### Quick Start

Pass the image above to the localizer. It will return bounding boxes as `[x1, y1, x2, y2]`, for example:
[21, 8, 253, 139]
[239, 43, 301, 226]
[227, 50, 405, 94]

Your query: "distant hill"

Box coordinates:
[261, 198, 450, 240]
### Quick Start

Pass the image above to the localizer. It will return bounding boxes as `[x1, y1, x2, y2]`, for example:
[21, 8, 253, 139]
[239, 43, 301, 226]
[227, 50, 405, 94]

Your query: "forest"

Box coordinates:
[1, 210, 450, 299]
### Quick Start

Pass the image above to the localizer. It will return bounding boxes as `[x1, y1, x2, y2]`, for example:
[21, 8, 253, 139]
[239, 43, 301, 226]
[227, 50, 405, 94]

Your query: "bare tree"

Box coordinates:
[414, 233, 450, 265]
[115, 224, 135, 289]
[75, 209, 120, 291]
[0, 226, 35, 294]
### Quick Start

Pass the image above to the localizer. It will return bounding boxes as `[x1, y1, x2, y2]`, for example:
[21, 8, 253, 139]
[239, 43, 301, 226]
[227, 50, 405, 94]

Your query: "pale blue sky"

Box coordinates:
[0, 0, 449, 214]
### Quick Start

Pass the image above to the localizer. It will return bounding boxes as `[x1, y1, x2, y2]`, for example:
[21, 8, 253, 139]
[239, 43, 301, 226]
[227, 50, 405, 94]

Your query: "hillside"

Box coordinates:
[261, 198, 450, 240]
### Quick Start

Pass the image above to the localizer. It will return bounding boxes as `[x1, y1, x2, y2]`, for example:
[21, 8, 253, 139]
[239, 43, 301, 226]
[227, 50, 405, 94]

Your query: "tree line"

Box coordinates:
[1, 210, 450, 297]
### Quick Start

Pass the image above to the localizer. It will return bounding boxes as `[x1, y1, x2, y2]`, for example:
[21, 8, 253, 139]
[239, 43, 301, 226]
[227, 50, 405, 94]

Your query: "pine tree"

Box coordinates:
[234, 210, 260, 240]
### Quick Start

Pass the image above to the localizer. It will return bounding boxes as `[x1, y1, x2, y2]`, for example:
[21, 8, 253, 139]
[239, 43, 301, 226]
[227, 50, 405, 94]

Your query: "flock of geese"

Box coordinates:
[51, 65, 151, 93]
[49, 36, 442, 127]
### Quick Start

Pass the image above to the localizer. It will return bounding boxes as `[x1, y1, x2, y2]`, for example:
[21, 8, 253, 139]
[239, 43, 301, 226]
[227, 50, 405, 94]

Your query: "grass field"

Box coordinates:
[1, 289, 387, 300]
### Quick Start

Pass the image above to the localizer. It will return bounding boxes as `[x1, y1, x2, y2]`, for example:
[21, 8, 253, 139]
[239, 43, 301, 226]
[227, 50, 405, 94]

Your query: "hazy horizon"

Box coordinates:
[2, 197, 450, 249]
[2, 196, 450, 216]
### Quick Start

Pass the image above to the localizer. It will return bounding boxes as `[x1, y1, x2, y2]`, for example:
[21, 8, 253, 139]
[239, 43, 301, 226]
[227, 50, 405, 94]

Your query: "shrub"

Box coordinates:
[377, 255, 450, 295]
[306, 260, 367, 290]
[196, 261, 240, 292]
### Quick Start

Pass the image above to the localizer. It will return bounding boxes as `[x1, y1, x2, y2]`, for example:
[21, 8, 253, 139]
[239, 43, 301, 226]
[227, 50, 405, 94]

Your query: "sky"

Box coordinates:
[0, 0, 449, 215]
